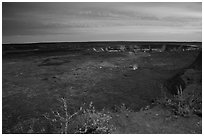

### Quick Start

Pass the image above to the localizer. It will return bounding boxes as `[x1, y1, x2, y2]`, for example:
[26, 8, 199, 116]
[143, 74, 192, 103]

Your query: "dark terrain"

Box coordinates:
[2, 41, 202, 133]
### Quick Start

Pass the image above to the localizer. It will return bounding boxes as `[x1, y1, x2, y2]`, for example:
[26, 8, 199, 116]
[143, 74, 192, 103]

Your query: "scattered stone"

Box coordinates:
[130, 64, 138, 70]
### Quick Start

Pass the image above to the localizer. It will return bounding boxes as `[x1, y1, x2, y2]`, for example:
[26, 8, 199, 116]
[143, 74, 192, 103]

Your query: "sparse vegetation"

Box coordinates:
[5, 98, 115, 134]
[3, 42, 201, 134]
[43, 98, 115, 134]
[156, 85, 201, 117]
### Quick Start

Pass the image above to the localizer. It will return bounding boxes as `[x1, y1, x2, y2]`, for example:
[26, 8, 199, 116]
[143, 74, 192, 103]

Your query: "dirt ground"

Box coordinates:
[2, 50, 201, 133]
[111, 105, 201, 134]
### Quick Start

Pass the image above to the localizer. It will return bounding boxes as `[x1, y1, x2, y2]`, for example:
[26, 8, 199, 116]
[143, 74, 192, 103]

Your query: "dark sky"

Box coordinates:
[2, 2, 202, 43]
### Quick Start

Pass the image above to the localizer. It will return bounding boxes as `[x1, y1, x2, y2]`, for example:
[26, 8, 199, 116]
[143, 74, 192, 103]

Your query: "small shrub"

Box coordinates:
[75, 102, 114, 134]
[43, 98, 115, 134]
[157, 85, 201, 117]
[43, 97, 82, 133]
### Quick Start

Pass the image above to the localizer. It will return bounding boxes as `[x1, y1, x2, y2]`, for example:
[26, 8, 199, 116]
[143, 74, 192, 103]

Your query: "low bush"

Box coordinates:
[156, 85, 201, 117]
[43, 98, 115, 134]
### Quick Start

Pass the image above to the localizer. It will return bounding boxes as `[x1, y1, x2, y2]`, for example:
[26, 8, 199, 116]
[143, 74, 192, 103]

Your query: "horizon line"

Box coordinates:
[3, 40, 202, 45]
